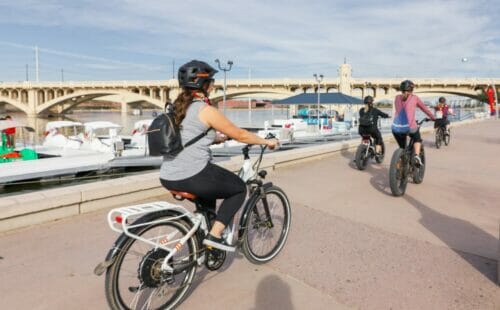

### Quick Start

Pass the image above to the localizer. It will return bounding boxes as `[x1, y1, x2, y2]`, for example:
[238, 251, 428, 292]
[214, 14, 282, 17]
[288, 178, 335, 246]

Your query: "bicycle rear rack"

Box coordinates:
[107, 201, 202, 253]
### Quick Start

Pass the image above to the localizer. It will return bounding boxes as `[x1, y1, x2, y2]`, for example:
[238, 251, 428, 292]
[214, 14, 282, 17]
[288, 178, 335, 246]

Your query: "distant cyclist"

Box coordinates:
[358, 96, 389, 156]
[392, 80, 435, 167]
[434, 97, 454, 134]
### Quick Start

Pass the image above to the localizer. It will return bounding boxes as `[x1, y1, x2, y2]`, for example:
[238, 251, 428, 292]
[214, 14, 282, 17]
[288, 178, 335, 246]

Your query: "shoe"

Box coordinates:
[203, 234, 235, 252]
[413, 155, 423, 168]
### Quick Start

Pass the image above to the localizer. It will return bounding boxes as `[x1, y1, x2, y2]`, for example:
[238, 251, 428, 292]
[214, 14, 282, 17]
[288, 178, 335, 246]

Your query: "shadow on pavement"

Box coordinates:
[186, 250, 244, 297]
[252, 275, 294, 310]
[404, 194, 498, 283]
[340, 147, 498, 284]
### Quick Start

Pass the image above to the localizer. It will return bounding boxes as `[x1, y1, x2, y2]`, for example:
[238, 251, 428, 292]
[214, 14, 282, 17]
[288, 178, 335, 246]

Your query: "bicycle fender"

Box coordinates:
[95, 209, 196, 275]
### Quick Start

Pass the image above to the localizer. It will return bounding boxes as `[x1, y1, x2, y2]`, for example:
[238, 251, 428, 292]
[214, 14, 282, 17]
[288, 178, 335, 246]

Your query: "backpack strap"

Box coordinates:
[183, 128, 211, 148]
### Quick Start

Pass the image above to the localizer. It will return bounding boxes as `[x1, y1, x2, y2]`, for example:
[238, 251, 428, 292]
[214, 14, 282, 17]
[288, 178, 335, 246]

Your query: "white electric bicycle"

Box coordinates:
[95, 135, 292, 309]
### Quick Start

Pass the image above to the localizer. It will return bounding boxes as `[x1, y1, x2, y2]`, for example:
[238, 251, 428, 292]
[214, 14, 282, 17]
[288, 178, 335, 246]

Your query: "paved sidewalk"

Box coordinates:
[0, 119, 499, 309]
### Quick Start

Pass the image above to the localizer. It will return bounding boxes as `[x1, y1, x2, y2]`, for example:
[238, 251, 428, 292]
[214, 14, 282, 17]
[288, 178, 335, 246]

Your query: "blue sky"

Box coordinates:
[0, 0, 498, 81]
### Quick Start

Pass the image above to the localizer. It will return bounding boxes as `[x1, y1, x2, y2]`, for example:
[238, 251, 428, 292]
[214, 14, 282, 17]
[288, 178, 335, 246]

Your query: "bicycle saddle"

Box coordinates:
[169, 190, 197, 201]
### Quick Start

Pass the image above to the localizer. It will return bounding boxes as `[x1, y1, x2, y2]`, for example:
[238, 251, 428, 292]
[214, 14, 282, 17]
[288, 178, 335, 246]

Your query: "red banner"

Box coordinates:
[486, 87, 495, 114]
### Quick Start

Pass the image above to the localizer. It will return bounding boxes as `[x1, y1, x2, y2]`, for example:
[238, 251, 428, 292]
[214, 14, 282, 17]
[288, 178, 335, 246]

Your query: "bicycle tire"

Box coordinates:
[444, 129, 451, 146]
[355, 144, 369, 170]
[389, 148, 408, 196]
[435, 128, 442, 149]
[105, 214, 199, 310]
[241, 185, 291, 264]
[413, 146, 426, 184]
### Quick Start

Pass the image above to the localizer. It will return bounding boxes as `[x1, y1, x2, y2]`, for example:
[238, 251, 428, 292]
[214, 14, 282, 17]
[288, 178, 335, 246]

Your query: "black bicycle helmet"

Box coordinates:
[438, 96, 446, 103]
[364, 95, 374, 104]
[400, 80, 415, 91]
[178, 60, 218, 90]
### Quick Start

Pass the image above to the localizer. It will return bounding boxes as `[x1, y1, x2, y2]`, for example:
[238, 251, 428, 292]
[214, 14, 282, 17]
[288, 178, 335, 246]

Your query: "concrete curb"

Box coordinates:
[0, 117, 489, 233]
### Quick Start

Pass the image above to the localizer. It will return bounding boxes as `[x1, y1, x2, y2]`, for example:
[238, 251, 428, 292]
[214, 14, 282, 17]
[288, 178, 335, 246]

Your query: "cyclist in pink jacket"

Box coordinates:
[392, 80, 435, 167]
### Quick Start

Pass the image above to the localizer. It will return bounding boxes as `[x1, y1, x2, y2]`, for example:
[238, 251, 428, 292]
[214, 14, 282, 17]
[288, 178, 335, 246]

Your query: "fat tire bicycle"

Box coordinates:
[435, 124, 450, 149]
[389, 119, 430, 197]
[355, 134, 385, 170]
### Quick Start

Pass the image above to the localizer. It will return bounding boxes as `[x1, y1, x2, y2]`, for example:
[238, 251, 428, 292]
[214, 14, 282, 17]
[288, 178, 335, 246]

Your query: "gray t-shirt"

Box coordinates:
[160, 100, 215, 181]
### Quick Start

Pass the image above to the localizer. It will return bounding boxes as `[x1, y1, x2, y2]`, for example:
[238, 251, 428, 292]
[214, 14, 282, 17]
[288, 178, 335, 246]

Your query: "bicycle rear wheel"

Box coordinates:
[242, 185, 291, 264]
[355, 144, 369, 170]
[389, 148, 408, 196]
[105, 215, 199, 310]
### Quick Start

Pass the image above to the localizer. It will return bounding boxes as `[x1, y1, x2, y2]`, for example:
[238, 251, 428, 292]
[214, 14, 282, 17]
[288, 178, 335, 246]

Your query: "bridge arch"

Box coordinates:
[0, 95, 30, 114]
[413, 88, 482, 100]
[36, 90, 165, 115]
[210, 89, 292, 103]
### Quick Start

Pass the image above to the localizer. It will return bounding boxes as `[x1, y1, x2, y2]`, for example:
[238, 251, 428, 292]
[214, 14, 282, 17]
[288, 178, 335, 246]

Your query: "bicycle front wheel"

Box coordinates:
[444, 128, 451, 146]
[389, 148, 408, 196]
[242, 185, 291, 264]
[105, 215, 198, 310]
[435, 128, 442, 149]
[413, 146, 426, 184]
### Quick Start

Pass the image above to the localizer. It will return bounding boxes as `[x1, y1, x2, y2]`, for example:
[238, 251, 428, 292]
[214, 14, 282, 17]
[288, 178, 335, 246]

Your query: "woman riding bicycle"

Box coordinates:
[434, 97, 453, 134]
[358, 95, 389, 157]
[392, 80, 435, 167]
[159, 60, 278, 252]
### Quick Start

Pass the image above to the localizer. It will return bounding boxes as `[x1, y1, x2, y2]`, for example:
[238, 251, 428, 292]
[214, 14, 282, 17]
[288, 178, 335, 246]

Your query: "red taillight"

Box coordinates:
[115, 215, 123, 224]
[132, 129, 137, 135]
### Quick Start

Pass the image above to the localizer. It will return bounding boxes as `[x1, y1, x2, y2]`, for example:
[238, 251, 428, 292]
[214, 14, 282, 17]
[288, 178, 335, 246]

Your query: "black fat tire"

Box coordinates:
[444, 128, 451, 146]
[355, 144, 369, 170]
[241, 186, 291, 264]
[105, 214, 198, 310]
[389, 148, 408, 197]
[413, 147, 426, 184]
[435, 128, 442, 149]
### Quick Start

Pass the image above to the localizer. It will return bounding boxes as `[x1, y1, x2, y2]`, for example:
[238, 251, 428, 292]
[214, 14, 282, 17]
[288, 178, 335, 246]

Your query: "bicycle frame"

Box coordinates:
[105, 140, 272, 274]
[361, 135, 374, 158]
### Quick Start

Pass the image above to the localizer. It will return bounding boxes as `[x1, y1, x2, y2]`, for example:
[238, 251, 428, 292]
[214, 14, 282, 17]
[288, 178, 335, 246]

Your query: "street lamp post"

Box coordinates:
[215, 59, 233, 114]
[313, 74, 324, 130]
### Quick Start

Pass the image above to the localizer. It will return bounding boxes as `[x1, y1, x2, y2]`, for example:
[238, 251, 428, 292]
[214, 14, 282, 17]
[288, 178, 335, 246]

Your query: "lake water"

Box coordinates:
[5, 107, 291, 139]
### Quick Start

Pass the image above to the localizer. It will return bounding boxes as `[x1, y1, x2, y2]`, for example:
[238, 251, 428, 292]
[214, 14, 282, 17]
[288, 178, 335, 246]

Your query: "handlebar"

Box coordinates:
[241, 133, 278, 172]
[417, 118, 431, 126]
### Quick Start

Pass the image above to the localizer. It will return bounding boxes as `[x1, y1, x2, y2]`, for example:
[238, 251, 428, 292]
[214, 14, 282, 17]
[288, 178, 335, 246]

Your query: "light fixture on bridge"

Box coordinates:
[215, 59, 233, 114]
[313, 73, 324, 130]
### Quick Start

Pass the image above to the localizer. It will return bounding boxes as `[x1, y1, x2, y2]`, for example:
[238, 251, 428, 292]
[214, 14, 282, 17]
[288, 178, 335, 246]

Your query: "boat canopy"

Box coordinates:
[45, 121, 83, 131]
[84, 121, 122, 130]
[0, 120, 35, 132]
[273, 93, 363, 105]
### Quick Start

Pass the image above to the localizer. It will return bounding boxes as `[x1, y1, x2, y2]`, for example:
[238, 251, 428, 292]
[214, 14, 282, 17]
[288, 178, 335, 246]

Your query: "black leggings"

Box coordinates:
[393, 129, 422, 149]
[160, 163, 247, 226]
[358, 126, 383, 145]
